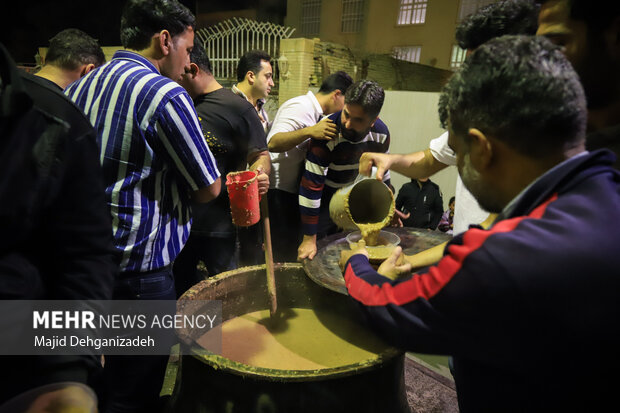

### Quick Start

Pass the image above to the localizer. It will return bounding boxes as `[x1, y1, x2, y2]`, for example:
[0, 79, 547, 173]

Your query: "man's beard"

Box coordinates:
[341, 126, 370, 142]
[460, 153, 502, 213]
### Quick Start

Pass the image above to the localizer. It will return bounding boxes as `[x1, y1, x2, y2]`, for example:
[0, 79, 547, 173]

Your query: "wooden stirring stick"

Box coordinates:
[260, 195, 277, 317]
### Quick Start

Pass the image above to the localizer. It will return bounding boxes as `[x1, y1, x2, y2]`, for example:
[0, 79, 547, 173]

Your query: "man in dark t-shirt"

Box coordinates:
[175, 42, 270, 294]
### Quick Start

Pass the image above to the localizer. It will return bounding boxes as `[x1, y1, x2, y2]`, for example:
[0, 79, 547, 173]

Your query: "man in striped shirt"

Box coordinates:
[297, 80, 391, 261]
[65, 1, 220, 411]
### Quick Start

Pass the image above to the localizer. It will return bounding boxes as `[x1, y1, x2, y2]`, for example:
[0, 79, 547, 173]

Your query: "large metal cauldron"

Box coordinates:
[170, 263, 410, 413]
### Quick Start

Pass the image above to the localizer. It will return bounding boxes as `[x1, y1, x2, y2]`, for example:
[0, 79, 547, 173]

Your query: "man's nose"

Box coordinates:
[269, 78, 275, 86]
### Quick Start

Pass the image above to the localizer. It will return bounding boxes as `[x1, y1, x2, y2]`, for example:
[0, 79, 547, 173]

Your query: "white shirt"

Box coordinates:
[429, 131, 489, 235]
[267, 91, 323, 193]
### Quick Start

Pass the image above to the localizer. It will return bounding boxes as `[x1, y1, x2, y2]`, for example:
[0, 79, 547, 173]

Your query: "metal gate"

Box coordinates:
[195, 17, 295, 85]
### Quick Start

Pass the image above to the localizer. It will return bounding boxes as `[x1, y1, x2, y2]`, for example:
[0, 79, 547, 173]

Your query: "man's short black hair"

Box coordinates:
[439, 35, 586, 158]
[236, 50, 271, 82]
[318, 71, 353, 94]
[536, 0, 620, 33]
[190, 39, 212, 74]
[456, 0, 539, 50]
[344, 80, 384, 119]
[45, 28, 105, 69]
[120, 0, 196, 50]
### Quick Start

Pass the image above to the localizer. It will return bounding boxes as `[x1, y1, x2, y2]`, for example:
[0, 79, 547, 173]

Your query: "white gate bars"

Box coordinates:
[196, 17, 296, 84]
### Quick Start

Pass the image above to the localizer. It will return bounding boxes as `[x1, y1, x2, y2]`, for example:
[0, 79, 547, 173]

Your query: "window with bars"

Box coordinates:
[301, 0, 322, 36]
[450, 45, 467, 69]
[393, 46, 422, 63]
[458, 0, 497, 21]
[341, 0, 364, 33]
[397, 0, 428, 25]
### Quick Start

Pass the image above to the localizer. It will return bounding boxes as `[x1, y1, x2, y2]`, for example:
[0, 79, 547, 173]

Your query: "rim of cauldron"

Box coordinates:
[176, 263, 403, 382]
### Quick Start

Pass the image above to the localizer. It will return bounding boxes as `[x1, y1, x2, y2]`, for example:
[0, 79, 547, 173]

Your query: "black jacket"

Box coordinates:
[396, 179, 444, 229]
[0, 42, 118, 403]
[345, 150, 620, 412]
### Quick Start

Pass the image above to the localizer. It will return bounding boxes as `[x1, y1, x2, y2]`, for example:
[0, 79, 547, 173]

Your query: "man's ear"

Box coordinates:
[188, 62, 199, 78]
[467, 128, 493, 170]
[80, 63, 95, 77]
[369, 116, 378, 128]
[246, 71, 255, 85]
[158, 30, 172, 56]
[332, 89, 342, 101]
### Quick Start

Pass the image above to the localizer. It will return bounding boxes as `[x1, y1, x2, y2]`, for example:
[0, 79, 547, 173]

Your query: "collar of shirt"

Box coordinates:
[111, 50, 159, 74]
[498, 151, 589, 219]
[307, 90, 324, 122]
[232, 83, 265, 110]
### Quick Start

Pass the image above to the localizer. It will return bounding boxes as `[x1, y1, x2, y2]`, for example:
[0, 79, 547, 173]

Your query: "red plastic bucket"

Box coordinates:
[226, 170, 260, 227]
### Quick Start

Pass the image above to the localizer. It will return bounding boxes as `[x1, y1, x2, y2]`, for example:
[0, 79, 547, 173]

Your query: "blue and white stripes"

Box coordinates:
[65, 50, 219, 272]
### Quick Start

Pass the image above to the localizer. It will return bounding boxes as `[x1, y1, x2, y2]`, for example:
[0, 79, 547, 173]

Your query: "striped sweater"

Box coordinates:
[65, 50, 220, 272]
[299, 110, 391, 235]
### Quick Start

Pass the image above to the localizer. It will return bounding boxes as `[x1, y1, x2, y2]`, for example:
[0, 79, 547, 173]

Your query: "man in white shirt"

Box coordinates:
[267, 71, 353, 261]
[359, 0, 538, 267]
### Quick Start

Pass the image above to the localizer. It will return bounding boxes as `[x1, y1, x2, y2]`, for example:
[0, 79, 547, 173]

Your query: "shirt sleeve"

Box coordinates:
[343, 224, 525, 357]
[240, 105, 268, 154]
[155, 91, 220, 190]
[299, 138, 331, 235]
[267, 100, 311, 143]
[429, 131, 456, 166]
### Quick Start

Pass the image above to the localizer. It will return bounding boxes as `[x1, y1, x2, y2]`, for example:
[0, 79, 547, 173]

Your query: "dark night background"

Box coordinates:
[1, 0, 284, 65]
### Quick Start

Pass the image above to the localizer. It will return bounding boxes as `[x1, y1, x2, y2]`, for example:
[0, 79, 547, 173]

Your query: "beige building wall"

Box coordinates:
[286, 0, 463, 70]
[381, 90, 456, 210]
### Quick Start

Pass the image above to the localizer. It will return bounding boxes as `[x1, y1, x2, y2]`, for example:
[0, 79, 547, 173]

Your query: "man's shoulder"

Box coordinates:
[197, 88, 254, 111]
[281, 93, 314, 109]
[22, 72, 95, 138]
[371, 117, 389, 135]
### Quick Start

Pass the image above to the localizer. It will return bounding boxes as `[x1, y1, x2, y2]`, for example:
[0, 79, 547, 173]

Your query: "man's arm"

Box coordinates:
[191, 178, 221, 203]
[268, 117, 337, 153]
[297, 139, 331, 261]
[157, 92, 221, 203]
[359, 148, 448, 181]
[403, 212, 498, 268]
[249, 150, 271, 195]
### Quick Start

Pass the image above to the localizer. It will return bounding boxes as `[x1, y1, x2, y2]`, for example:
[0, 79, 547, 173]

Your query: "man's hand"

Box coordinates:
[359, 152, 393, 180]
[297, 234, 318, 261]
[339, 239, 369, 271]
[389, 209, 410, 227]
[377, 246, 413, 280]
[255, 167, 269, 196]
[308, 117, 337, 141]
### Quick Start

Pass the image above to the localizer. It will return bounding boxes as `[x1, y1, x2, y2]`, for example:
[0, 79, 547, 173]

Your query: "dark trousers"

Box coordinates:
[268, 189, 302, 262]
[97, 266, 176, 413]
[237, 222, 264, 268]
[173, 233, 236, 298]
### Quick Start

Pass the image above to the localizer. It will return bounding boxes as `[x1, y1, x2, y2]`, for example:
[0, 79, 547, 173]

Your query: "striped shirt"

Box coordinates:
[299, 110, 391, 235]
[65, 50, 220, 272]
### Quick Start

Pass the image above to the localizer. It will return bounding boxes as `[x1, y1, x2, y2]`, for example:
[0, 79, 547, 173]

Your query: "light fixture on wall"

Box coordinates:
[278, 55, 290, 80]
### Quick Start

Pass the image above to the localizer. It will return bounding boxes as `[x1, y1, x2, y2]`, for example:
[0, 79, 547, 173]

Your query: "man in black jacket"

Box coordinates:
[396, 177, 444, 230]
[0, 42, 117, 410]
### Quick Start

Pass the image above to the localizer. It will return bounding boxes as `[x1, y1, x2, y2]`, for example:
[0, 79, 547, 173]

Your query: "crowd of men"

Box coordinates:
[0, 0, 618, 412]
